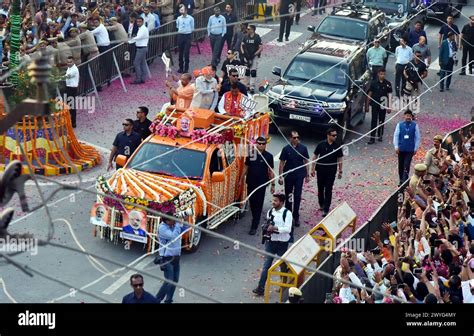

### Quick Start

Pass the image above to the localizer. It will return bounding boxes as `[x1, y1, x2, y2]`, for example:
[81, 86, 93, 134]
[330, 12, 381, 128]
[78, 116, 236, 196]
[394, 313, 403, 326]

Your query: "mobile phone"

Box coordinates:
[434, 239, 443, 247]
[413, 268, 423, 274]
[398, 284, 405, 289]
[465, 176, 471, 181]
[423, 179, 430, 185]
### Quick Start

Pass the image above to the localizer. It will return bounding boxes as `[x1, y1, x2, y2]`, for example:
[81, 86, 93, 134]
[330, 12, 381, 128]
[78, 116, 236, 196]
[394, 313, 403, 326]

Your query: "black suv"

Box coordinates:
[266, 39, 370, 143]
[307, 3, 390, 48]
[423, 0, 466, 21]
[362, 0, 427, 50]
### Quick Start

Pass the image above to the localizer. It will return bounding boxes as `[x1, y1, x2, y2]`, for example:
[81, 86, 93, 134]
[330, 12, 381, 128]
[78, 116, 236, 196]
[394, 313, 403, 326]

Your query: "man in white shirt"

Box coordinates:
[141, 5, 155, 31]
[394, 37, 413, 97]
[131, 17, 149, 84]
[65, 56, 79, 128]
[91, 18, 112, 89]
[253, 193, 293, 296]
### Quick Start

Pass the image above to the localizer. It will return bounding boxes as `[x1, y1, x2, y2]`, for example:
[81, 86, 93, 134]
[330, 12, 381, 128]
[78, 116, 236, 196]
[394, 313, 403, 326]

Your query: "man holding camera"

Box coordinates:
[253, 194, 292, 296]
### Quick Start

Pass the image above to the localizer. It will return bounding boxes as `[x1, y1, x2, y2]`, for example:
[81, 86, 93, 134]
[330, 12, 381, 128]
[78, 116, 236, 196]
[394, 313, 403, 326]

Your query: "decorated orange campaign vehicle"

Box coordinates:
[91, 102, 271, 252]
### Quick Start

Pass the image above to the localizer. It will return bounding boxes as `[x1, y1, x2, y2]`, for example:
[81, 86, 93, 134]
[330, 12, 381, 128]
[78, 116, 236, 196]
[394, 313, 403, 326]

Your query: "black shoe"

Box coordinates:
[440, 88, 444, 92]
[249, 229, 257, 235]
[378, 137, 383, 142]
[460, 72, 466, 76]
[285, 36, 289, 41]
[177, 68, 184, 73]
[276, 38, 283, 42]
[294, 218, 300, 227]
[367, 140, 375, 145]
[322, 211, 328, 217]
[96, 86, 103, 92]
[446, 87, 450, 91]
[295, 21, 299, 25]
[131, 81, 143, 84]
[252, 287, 264, 296]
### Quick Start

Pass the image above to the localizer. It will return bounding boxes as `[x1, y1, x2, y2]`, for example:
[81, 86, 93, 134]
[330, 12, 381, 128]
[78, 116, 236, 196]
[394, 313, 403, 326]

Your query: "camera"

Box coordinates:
[261, 216, 274, 244]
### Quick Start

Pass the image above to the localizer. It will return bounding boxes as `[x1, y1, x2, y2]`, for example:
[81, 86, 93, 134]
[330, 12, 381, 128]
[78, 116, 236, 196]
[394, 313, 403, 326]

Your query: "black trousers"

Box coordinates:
[369, 105, 386, 140]
[224, 31, 233, 53]
[395, 63, 406, 97]
[461, 45, 473, 74]
[65, 86, 78, 128]
[317, 170, 336, 213]
[98, 45, 112, 86]
[177, 33, 192, 71]
[284, 174, 304, 220]
[279, 16, 293, 40]
[398, 151, 414, 185]
[440, 58, 454, 90]
[295, 0, 302, 23]
[248, 183, 267, 230]
[210, 34, 224, 67]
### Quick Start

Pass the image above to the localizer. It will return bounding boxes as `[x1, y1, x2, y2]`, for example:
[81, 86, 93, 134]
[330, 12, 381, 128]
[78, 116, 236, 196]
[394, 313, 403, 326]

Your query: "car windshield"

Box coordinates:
[316, 17, 368, 41]
[128, 143, 206, 179]
[284, 57, 348, 86]
[364, 0, 408, 12]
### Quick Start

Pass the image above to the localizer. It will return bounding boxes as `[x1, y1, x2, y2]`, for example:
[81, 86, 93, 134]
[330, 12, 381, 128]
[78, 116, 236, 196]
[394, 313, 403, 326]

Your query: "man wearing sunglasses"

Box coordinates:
[122, 274, 158, 303]
[240, 137, 275, 235]
[279, 131, 310, 227]
[220, 68, 248, 96]
[220, 49, 242, 84]
[311, 128, 343, 217]
[108, 119, 142, 171]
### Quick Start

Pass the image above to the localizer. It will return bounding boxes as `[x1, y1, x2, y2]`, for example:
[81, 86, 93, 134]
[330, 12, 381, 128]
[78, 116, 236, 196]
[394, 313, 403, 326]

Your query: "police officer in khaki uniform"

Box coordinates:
[408, 163, 427, 195]
[57, 37, 74, 68]
[79, 23, 100, 61]
[66, 27, 82, 65]
[107, 17, 128, 42]
[424, 135, 448, 177]
[157, 0, 174, 24]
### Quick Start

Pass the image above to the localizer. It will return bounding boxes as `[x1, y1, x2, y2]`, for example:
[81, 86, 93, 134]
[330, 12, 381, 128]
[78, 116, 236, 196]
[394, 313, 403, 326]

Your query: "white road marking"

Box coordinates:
[267, 32, 303, 46]
[102, 258, 153, 295]
[256, 27, 272, 38]
[429, 57, 440, 71]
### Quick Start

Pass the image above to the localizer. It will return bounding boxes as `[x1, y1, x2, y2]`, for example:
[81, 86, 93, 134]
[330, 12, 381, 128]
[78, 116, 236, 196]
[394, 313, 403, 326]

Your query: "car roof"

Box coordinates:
[331, 4, 383, 21]
[302, 39, 363, 60]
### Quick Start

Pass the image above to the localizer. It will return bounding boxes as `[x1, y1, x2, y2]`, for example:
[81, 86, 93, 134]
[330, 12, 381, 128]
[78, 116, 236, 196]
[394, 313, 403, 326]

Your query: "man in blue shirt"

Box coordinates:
[278, 131, 310, 227]
[107, 119, 142, 171]
[407, 21, 427, 47]
[176, 5, 194, 73]
[208, 6, 226, 67]
[156, 216, 187, 304]
[393, 109, 421, 186]
[122, 274, 158, 303]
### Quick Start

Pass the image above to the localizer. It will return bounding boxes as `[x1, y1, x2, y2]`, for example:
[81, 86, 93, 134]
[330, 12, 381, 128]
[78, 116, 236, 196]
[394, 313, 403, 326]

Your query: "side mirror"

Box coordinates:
[307, 25, 316, 32]
[272, 66, 282, 77]
[116, 154, 128, 168]
[211, 171, 225, 183]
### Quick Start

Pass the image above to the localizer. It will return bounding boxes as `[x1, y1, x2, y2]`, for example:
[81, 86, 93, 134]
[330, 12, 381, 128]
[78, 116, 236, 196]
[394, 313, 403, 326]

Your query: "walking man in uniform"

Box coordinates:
[278, 131, 310, 227]
[240, 137, 275, 235]
[241, 25, 263, 93]
[366, 68, 392, 144]
[311, 128, 343, 217]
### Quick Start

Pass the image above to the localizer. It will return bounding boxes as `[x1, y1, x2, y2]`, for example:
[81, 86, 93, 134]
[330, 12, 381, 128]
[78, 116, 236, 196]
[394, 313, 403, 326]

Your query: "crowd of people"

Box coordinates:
[326, 127, 474, 304]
